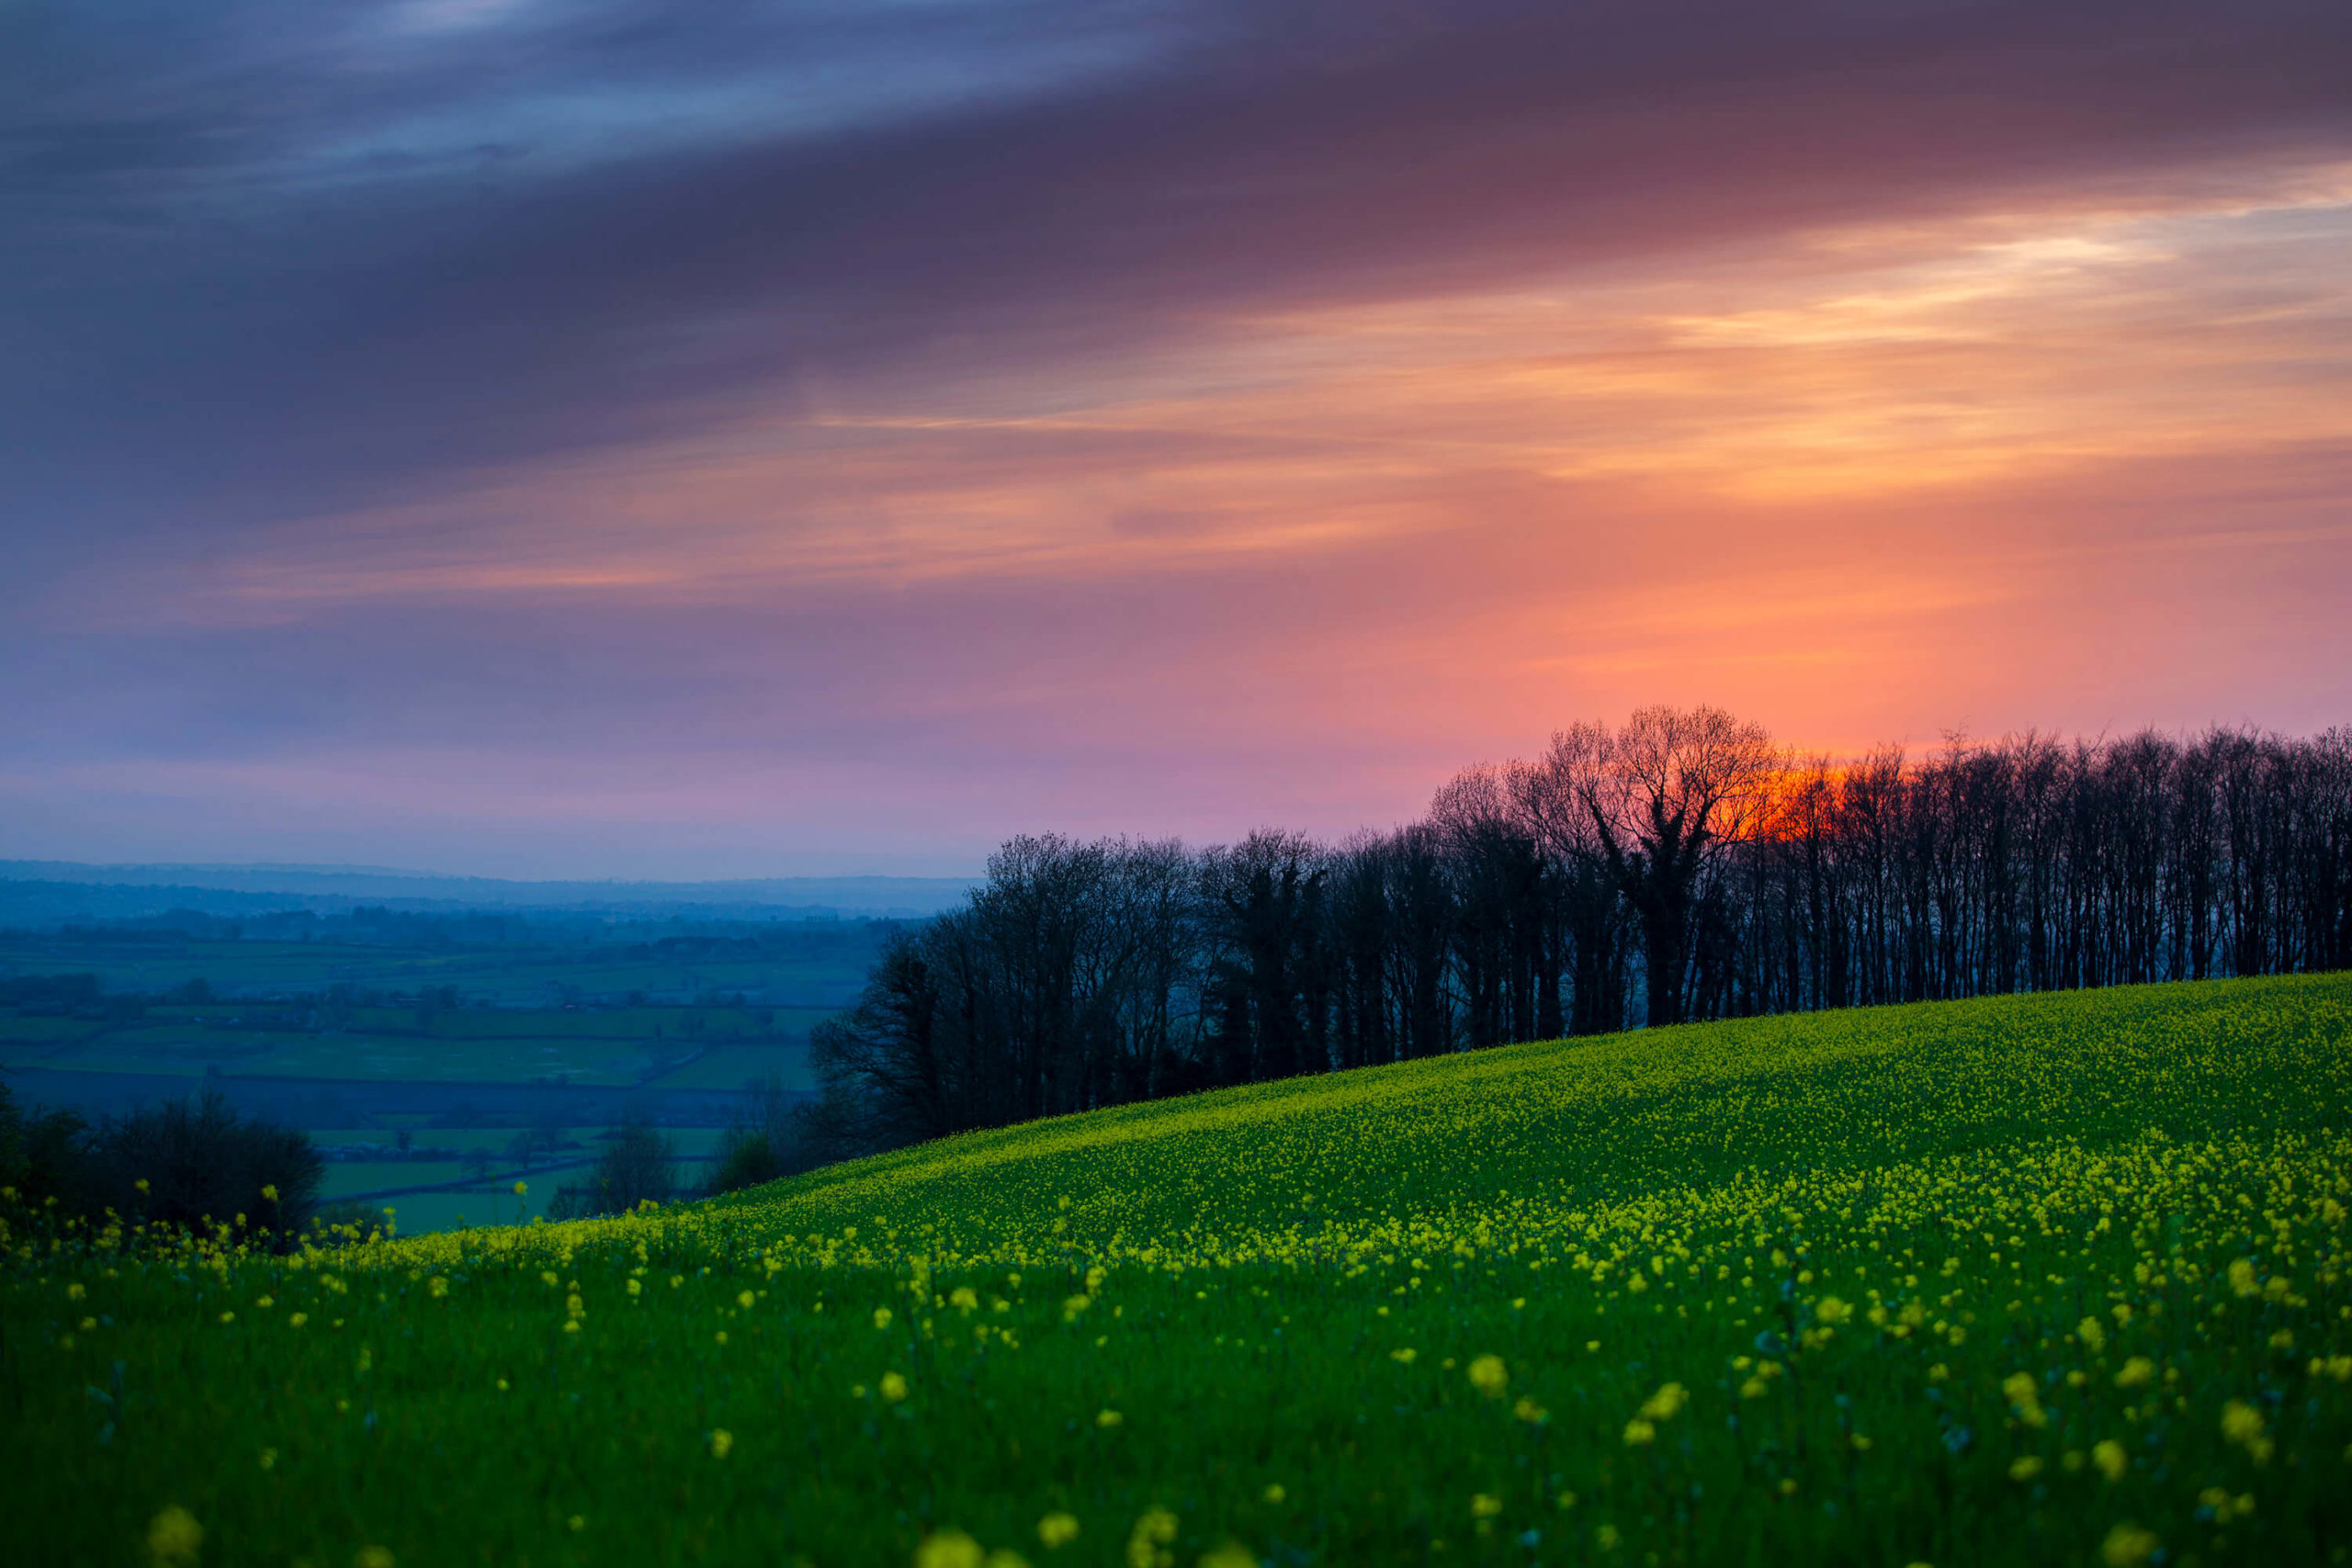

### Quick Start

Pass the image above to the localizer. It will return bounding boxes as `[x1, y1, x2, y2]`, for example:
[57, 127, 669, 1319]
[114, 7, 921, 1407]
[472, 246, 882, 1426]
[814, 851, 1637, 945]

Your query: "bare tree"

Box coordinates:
[1580, 705, 1781, 1027]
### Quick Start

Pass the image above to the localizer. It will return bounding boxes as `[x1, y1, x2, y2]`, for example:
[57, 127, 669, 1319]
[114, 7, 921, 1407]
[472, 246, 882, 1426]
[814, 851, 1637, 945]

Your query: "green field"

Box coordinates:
[0, 1005, 811, 1087]
[0, 933, 880, 1009]
[6, 975, 2349, 1566]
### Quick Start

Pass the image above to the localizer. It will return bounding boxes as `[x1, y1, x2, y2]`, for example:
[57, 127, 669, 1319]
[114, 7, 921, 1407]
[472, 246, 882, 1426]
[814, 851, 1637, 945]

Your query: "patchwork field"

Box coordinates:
[0, 931, 885, 1010]
[6, 974, 2347, 1566]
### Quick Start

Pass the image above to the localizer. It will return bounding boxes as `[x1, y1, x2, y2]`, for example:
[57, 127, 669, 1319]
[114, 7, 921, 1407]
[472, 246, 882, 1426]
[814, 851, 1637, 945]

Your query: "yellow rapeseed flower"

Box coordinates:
[709, 1428, 733, 1460]
[2220, 1400, 2273, 1462]
[2100, 1523, 2159, 1567]
[1036, 1513, 1080, 1549]
[1638, 1382, 1688, 1421]
[147, 1506, 202, 1564]
[2092, 1439, 2128, 1481]
[1126, 1507, 1179, 1568]
[1466, 1355, 1507, 1397]
[881, 1371, 909, 1402]
[916, 1530, 984, 1568]
[2001, 1372, 2046, 1427]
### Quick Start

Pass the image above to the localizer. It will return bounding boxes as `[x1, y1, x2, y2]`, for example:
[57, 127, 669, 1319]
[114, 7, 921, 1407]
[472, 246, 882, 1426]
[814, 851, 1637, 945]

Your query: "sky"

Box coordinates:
[5, 0, 2349, 879]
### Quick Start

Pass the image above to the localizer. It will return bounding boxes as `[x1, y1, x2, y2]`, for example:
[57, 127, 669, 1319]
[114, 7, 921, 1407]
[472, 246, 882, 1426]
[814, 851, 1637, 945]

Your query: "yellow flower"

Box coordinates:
[1638, 1382, 1688, 1421]
[1513, 1395, 1548, 1424]
[1197, 1545, 1254, 1568]
[1126, 1507, 1179, 1568]
[513, 1181, 527, 1197]
[261, 1184, 279, 1202]
[289, 1313, 308, 1327]
[874, 1306, 895, 1330]
[1471, 1495, 1502, 1518]
[1036, 1513, 1080, 1549]
[1466, 1355, 1507, 1397]
[915, 1531, 984, 1568]
[738, 1290, 755, 1311]
[2114, 1357, 2154, 1389]
[147, 1506, 202, 1564]
[2220, 1400, 2273, 1462]
[1814, 1295, 1850, 1325]
[2007, 1456, 2043, 1481]
[1595, 1524, 1621, 1551]
[1096, 1408, 1124, 1428]
[1623, 1418, 1656, 1446]
[2001, 1372, 2046, 1427]
[356, 1548, 395, 1568]
[2099, 1523, 2159, 1567]
[709, 1428, 733, 1459]
[1389, 1348, 1417, 1364]
[2092, 1439, 2128, 1482]
[881, 1371, 909, 1403]
[258, 1448, 277, 1471]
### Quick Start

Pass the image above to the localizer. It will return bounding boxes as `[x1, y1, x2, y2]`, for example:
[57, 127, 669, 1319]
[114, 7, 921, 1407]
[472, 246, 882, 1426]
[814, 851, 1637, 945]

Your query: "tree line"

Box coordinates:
[802, 708, 2352, 1156]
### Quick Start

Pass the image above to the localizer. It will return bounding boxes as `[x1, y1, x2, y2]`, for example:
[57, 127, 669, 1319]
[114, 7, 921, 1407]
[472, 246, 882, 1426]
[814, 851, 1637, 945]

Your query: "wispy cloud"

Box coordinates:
[3, 1, 2348, 871]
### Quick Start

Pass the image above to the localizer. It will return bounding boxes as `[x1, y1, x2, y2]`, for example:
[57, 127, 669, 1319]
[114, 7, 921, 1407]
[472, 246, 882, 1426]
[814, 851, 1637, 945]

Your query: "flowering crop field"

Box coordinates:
[6, 974, 2350, 1568]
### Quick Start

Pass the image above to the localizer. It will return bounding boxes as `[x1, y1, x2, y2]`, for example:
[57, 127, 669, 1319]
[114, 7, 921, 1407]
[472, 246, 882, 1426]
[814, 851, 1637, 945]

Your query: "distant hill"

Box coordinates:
[0, 862, 978, 927]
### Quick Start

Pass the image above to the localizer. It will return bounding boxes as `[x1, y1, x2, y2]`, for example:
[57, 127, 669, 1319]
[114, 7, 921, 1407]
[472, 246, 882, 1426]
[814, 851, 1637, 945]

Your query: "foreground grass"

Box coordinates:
[6, 975, 2349, 1567]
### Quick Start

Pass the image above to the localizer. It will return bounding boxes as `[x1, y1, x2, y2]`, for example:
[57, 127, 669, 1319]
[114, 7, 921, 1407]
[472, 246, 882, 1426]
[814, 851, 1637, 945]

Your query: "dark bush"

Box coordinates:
[0, 1081, 88, 1208]
[701, 1077, 841, 1196]
[705, 1127, 786, 1195]
[85, 1089, 323, 1241]
[548, 1119, 674, 1218]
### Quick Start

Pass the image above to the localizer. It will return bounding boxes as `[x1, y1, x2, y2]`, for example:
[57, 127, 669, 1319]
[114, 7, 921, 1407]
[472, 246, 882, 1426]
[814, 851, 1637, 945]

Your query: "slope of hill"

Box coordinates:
[6, 975, 2349, 1566]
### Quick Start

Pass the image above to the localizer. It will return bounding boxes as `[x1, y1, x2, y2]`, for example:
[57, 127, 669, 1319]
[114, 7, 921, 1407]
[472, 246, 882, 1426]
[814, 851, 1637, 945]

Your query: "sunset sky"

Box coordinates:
[6, 0, 2349, 877]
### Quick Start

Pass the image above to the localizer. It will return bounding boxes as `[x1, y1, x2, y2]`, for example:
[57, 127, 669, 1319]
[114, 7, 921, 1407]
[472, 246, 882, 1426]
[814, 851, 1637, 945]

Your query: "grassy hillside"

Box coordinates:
[6, 975, 2349, 1566]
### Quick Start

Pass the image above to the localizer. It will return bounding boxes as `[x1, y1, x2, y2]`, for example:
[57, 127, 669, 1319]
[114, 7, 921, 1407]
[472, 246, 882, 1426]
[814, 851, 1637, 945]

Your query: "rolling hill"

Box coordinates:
[6, 974, 2348, 1565]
